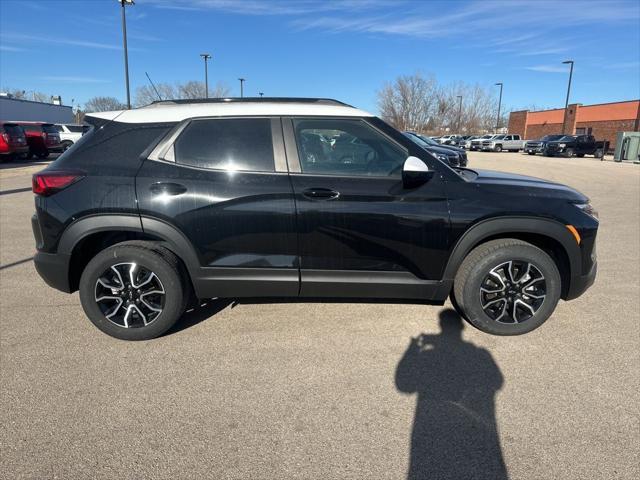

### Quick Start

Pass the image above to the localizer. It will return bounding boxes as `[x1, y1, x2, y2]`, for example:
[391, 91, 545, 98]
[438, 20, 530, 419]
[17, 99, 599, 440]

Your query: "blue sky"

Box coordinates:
[1, 0, 639, 113]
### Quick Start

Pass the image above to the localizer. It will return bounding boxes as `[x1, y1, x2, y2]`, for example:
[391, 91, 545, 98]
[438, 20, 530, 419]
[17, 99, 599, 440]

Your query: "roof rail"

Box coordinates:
[145, 97, 353, 108]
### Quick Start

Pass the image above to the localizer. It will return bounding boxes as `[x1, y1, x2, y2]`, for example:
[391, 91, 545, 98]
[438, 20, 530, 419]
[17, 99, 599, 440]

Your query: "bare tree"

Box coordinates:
[2, 87, 51, 102]
[377, 73, 502, 134]
[377, 73, 438, 132]
[135, 80, 232, 107]
[209, 81, 231, 98]
[84, 96, 127, 112]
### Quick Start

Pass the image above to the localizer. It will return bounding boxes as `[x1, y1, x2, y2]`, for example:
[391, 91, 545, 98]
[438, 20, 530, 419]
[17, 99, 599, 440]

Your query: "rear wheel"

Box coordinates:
[79, 242, 187, 340]
[594, 148, 603, 158]
[453, 239, 561, 335]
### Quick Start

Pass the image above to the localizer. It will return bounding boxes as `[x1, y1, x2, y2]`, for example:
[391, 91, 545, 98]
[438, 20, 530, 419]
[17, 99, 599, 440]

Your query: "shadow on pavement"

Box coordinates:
[0, 257, 33, 270]
[166, 298, 234, 335]
[395, 309, 508, 480]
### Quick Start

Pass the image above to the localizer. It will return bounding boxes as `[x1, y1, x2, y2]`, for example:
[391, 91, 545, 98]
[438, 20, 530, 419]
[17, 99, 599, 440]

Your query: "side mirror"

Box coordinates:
[402, 156, 434, 188]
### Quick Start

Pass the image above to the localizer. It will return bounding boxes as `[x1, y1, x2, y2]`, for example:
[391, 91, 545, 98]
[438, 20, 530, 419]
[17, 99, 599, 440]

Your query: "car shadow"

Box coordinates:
[166, 298, 234, 335]
[395, 309, 508, 480]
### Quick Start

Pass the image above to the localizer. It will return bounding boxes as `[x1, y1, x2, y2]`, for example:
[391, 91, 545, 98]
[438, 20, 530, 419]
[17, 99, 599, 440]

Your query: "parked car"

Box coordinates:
[438, 135, 458, 145]
[31, 97, 598, 340]
[16, 122, 63, 159]
[55, 123, 89, 151]
[451, 135, 472, 148]
[403, 132, 467, 167]
[524, 134, 565, 155]
[411, 133, 469, 166]
[0, 122, 29, 162]
[481, 134, 526, 152]
[470, 134, 496, 151]
[544, 135, 607, 158]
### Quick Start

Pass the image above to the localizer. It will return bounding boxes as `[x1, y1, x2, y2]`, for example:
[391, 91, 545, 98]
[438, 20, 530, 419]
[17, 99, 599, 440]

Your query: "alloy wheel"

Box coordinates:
[94, 262, 165, 328]
[479, 260, 546, 324]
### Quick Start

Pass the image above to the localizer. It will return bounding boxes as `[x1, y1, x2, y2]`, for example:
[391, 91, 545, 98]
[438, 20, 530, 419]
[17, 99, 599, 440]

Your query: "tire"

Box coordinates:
[61, 141, 73, 152]
[594, 148, 603, 158]
[527, 151, 536, 155]
[453, 239, 561, 335]
[37, 151, 50, 159]
[494, 145, 502, 152]
[79, 241, 187, 340]
[564, 148, 574, 158]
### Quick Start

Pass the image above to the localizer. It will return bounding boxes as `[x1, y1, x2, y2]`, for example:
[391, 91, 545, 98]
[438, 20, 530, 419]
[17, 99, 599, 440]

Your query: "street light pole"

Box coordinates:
[238, 78, 245, 98]
[456, 95, 463, 133]
[495, 82, 503, 133]
[562, 60, 574, 134]
[119, 0, 134, 110]
[200, 53, 211, 98]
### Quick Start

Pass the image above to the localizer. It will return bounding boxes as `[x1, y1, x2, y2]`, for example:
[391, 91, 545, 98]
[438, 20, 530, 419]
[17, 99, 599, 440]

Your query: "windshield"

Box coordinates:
[558, 136, 575, 142]
[416, 134, 440, 146]
[541, 135, 564, 141]
[403, 132, 432, 149]
[493, 135, 506, 140]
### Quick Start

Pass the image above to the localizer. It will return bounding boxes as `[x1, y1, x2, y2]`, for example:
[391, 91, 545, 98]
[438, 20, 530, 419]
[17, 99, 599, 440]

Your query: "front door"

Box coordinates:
[283, 117, 450, 299]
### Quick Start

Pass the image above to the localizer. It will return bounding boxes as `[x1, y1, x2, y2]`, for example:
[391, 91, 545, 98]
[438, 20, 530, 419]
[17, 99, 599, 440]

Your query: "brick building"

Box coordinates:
[508, 99, 640, 150]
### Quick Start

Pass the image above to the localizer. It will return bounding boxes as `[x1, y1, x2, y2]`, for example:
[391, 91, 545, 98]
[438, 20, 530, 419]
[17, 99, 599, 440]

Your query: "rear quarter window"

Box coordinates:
[42, 125, 58, 134]
[174, 118, 275, 172]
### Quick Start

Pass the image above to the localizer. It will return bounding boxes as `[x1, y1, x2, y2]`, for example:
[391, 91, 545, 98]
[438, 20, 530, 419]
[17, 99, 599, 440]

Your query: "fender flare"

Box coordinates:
[58, 214, 201, 275]
[442, 216, 581, 282]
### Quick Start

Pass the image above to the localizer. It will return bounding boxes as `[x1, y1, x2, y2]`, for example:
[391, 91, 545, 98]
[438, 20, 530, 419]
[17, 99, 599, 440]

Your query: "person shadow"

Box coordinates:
[395, 309, 508, 480]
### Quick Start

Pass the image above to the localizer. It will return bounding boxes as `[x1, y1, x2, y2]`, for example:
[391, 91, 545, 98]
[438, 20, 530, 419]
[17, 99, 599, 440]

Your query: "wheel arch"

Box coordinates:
[60, 215, 200, 292]
[443, 217, 580, 299]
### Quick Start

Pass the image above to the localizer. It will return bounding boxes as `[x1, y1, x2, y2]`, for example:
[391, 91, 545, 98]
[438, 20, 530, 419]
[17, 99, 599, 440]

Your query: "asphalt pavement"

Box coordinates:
[1, 152, 638, 479]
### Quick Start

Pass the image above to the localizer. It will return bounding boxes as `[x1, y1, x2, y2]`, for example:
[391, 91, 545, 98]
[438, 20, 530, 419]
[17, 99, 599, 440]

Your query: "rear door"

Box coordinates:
[283, 117, 450, 299]
[136, 117, 299, 298]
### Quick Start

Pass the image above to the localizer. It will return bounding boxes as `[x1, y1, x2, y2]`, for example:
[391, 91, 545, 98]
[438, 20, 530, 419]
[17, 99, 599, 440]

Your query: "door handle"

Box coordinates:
[302, 188, 340, 200]
[149, 182, 187, 196]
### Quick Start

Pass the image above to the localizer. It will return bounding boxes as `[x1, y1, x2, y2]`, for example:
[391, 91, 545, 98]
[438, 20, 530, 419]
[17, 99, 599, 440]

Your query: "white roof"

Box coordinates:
[87, 100, 373, 124]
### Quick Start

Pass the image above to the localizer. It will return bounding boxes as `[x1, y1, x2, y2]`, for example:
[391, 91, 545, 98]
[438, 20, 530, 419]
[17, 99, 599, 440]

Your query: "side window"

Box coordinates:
[293, 118, 407, 177]
[174, 118, 274, 172]
[514, 135, 520, 140]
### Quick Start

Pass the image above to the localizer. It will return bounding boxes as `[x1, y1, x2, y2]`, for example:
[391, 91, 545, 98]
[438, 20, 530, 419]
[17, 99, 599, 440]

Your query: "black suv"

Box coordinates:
[31, 98, 598, 340]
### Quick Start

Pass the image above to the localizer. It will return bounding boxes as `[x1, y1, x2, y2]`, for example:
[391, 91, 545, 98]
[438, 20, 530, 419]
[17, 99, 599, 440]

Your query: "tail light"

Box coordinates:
[1, 133, 9, 143]
[32, 170, 85, 196]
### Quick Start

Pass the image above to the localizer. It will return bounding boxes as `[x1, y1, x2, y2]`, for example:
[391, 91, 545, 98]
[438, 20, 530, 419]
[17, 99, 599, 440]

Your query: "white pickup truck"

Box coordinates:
[481, 134, 526, 152]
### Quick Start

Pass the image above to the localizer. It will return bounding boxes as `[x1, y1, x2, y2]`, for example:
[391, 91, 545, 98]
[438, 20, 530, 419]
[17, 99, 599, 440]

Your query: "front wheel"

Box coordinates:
[564, 148, 574, 158]
[494, 145, 502, 152]
[453, 239, 561, 335]
[79, 242, 187, 340]
[594, 148, 603, 158]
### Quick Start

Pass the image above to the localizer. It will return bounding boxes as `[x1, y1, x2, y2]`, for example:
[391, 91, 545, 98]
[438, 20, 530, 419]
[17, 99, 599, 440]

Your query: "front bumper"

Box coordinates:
[565, 261, 597, 301]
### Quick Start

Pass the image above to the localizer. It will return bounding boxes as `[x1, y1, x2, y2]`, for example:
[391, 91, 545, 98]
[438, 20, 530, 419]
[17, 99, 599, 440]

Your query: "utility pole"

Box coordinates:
[200, 53, 211, 98]
[238, 78, 245, 98]
[456, 95, 463, 133]
[562, 60, 574, 134]
[495, 82, 503, 133]
[119, 0, 134, 109]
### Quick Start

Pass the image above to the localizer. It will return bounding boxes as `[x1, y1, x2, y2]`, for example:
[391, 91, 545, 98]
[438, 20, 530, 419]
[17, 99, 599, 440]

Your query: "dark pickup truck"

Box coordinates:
[544, 135, 608, 158]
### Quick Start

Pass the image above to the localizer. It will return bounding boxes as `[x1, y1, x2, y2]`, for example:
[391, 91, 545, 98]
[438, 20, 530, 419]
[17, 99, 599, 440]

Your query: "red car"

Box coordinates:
[15, 122, 63, 159]
[0, 122, 29, 162]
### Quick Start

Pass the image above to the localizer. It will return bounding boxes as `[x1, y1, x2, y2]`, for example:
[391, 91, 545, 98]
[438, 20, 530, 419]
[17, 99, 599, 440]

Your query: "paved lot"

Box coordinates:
[1, 152, 638, 479]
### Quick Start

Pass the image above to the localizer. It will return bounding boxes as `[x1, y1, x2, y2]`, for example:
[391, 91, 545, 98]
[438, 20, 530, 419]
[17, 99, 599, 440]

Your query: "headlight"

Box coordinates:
[574, 202, 599, 220]
[558, 143, 566, 148]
